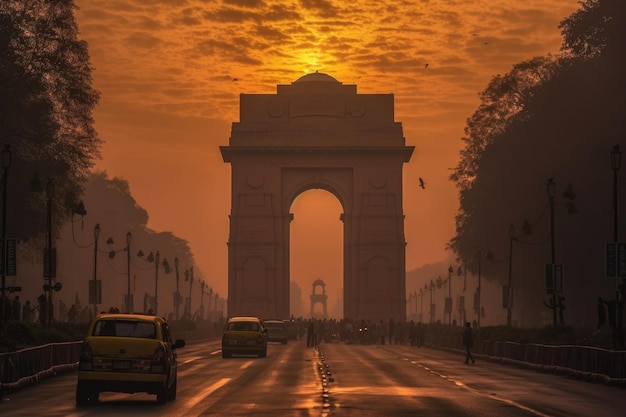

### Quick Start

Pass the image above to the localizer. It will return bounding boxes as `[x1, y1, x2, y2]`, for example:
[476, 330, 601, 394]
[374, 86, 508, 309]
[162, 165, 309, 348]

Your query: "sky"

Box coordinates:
[72, 0, 582, 311]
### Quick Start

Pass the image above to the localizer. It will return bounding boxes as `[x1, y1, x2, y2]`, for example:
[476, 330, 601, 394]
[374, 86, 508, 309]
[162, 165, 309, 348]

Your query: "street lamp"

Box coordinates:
[174, 257, 180, 320]
[507, 224, 516, 326]
[447, 265, 453, 325]
[93, 223, 100, 317]
[126, 231, 132, 313]
[476, 250, 482, 328]
[547, 177, 557, 327]
[429, 279, 435, 324]
[611, 144, 623, 348]
[1, 144, 11, 327]
[154, 251, 160, 315]
[45, 178, 55, 328]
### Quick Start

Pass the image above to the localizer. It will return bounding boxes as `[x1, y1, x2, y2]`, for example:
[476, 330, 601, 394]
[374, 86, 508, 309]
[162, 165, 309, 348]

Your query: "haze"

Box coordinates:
[69, 0, 580, 314]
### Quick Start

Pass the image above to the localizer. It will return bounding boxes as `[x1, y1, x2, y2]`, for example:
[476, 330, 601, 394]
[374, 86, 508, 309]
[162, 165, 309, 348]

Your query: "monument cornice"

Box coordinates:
[220, 145, 415, 163]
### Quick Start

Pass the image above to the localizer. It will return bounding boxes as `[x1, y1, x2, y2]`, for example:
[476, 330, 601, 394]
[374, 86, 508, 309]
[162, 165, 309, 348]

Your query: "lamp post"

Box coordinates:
[611, 144, 623, 348]
[126, 232, 132, 313]
[547, 177, 557, 327]
[187, 266, 194, 319]
[45, 178, 55, 328]
[154, 251, 160, 315]
[0, 145, 10, 328]
[507, 224, 516, 326]
[476, 250, 482, 328]
[174, 257, 180, 320]
[447, 265, 453, 325]
[429, 279, 434, 324]
[93, 223, 100, 317]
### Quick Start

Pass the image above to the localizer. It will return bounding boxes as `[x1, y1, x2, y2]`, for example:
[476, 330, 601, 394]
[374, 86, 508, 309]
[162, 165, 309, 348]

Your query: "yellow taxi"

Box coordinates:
[221, 316, 268, 358]
[76, 313, 185, 405]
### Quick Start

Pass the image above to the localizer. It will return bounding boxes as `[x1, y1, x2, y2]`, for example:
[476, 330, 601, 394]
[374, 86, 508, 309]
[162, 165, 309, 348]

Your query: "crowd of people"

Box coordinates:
[288, 317, 428, 347]
[0, 293, 94, 326]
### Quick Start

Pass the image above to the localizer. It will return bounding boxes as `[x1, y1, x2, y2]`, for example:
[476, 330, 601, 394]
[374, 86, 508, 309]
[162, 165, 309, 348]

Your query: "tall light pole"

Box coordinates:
[507, 224, 516, 326]
[174, 257, 180, 320]
[187, 266, 194, 319]
[154, 251, 160, 315]
[429, 279, 434, 324]
[611, 144, 623, 348]
[476, 250, 482, 328]
[447, 265, 453, 325]
[1, 145, 11, 328]
[45, 178, 55, 328]
[126, 231, 132, 313]
[93, 223, 100, 317]
[547, 177, 557, 327]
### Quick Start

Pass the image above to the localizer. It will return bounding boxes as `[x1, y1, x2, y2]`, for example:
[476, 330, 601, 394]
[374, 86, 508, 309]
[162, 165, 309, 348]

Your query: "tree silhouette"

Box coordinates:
[0, 0, 101, 243]
[449, 0, 626, 326]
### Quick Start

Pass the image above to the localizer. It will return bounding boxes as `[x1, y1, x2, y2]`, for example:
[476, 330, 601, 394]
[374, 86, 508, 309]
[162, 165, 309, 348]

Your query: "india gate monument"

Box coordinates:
[220, 72, 414, 322]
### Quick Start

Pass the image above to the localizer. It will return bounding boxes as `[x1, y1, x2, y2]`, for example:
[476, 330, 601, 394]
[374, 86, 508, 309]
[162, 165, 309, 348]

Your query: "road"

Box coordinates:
[0, 339, 623, 416]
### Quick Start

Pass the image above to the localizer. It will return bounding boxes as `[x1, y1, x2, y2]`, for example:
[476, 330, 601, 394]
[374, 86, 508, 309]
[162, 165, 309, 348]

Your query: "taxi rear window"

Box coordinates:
[93, 320, 156, 339]
[227, 321, 259, 331]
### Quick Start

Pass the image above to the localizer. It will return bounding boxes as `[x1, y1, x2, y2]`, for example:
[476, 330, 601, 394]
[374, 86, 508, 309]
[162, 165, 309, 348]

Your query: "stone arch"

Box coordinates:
[309, 279, 328, 318]
[221, 72, 413, 321]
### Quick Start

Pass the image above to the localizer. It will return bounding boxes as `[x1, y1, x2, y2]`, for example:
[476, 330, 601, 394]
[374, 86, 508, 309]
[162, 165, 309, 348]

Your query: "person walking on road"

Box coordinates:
[462, 322, 475, 364]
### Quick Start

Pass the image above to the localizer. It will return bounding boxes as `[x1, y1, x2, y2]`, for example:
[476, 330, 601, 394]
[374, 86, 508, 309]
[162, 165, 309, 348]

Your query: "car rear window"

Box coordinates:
[227, 321, 259, 331]
[264, 322, 285, 328]
[93, 320, 156, 339]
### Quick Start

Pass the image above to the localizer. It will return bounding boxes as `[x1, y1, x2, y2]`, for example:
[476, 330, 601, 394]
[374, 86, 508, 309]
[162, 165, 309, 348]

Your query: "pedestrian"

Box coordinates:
[12, 295, 21, 321]
[462, 321, 475, 364]
[68, 304, 77, 323]
[307, 319, 315, 347]
[22, 300, 34, 323]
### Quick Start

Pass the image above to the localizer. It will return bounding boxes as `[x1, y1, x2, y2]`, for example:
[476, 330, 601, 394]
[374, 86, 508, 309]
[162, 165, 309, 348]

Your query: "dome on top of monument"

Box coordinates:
[294, 71, 339, 83]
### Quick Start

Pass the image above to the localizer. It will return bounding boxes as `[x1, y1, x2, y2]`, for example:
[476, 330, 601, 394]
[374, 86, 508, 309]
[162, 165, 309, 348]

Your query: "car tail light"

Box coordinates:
[151, 346, 166, 373]
[79, 343, 93, 370]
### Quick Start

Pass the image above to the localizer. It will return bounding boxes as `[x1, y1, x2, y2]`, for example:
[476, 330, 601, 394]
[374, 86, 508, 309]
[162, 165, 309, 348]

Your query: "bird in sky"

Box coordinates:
[418, 177, 426, 189]
[423, 63, 429, 68]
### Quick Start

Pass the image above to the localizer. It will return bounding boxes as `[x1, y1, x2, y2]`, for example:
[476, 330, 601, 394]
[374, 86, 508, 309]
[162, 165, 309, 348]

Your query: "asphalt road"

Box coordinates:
[0, 339, 623, 416]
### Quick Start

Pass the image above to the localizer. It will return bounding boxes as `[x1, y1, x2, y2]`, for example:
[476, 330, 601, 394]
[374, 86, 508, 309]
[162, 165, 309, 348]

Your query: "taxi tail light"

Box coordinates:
[79, 343, 93, 370]
[150, 345, 166, 373]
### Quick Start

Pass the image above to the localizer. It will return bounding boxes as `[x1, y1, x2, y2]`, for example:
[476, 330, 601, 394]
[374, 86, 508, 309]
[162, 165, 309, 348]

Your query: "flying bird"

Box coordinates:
[418, 177, 426, 189]
[423, 63, 429, 69]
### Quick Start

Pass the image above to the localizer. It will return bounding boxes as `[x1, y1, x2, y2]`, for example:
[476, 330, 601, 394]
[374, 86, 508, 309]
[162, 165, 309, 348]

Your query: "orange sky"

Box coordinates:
[73, 0, 581, 309]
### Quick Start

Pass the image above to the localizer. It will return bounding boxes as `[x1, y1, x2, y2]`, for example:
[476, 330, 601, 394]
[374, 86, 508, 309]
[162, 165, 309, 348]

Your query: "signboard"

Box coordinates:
[0, 239, 17, 276]
[502, 285, 514, 308]
[606, 243, 626, 278]
[89, 279, 102, 304]
[546, 264, 564, 294]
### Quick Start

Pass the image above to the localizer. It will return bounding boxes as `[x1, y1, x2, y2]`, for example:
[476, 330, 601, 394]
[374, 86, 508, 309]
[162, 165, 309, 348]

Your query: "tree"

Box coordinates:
[449, 0, 626, 326]
[0, 0, 101, 243]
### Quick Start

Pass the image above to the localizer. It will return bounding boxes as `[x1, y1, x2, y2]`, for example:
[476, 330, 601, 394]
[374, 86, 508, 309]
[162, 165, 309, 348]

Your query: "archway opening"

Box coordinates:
[290, 189, 343, 319]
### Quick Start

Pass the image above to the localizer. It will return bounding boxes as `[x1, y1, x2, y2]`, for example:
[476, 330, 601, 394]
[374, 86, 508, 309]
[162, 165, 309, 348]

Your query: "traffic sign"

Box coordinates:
[546, 264, 564, 294]
[606, 243, 626, 278]
[0, 239, 18, 276]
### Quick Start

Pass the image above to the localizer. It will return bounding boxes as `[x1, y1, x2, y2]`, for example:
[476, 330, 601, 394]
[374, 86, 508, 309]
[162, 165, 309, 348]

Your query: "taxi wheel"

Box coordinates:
[222, 350, 232, 358]
[156, 387, 168, 404]
[76, 382, 98, 406]
[168, 377, 177, 400]
[258, 348, 267, 358]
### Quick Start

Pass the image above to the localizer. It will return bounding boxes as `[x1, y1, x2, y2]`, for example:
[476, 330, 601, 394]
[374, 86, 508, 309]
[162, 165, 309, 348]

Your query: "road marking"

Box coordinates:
[209, 350, 222, 356]
[239, 360, 254, 370]
[408, 359, 556, 417]
[185, 377, 231, 409]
